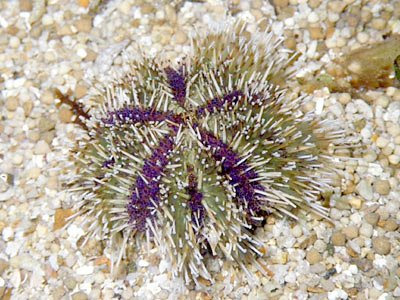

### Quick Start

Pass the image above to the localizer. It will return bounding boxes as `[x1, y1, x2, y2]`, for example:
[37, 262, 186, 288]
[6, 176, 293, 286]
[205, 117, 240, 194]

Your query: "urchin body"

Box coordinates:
[70, 23, 341, 283]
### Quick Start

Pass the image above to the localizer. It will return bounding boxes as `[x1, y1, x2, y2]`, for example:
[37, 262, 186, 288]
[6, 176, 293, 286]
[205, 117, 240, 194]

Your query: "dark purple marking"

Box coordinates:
[127, 135, 174, 231]
[196, 90, 244, 117]
[102, 107, 172, 126]
[165, 66, 186, 106]
[102, 157, 115, 168]
[102, 107, 185, 132]
[187, 168, 205, 227]
[200, 130, 263, 215]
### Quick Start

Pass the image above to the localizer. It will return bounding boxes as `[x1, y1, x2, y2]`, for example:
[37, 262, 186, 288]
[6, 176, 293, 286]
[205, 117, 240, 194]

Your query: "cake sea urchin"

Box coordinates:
[66, 23, 346, 284]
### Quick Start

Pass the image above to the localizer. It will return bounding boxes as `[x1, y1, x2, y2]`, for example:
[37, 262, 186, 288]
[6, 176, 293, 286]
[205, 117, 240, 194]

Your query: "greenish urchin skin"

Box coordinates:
[70, 23, 342, 283]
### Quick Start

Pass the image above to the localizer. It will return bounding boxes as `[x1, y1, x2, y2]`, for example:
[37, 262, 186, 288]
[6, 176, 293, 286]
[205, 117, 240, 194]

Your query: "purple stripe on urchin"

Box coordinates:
[196, 90, 244, 117]
[127, 135, 174, 231]
[200, 131, 263, 215]
[187, 168, 205, 227]
[165, 66, 186, 106]
[102, 157, 115, 168]
[101, 107, 185, 133]
[102, 107, 173, 126]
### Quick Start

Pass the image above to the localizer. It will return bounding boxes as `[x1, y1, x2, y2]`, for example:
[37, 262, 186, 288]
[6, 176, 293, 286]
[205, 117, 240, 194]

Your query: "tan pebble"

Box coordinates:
[59, 107, 73, 123]
[371, 18, 386, 30]
[34, 140, 51, 155]
[308, 26, 325, 40]
[53, 209, 73, 230]
[364, 212, 379, 226]
[0, 259, 9, 274]
[19, 0, 32, 11]
[331, 231, 346, 246]
[251, 9, 264, 21]
[165, 5, 177, 23]
[307, 11, 319, 23]
[284, 37, 296, 50]
[141, 3, 156, 14]
[27, 130, 40, 142]
[388, 154, 400, 165]
[44, 50, 56, 62]
[372, 237, 391, 255]
[382, 145, 393, 156]
[42, 14, 54, 26]
[12, 153, 23, 166]
[75, 84, 87, 99]
[23, 101, 33, 116]
[38, 118, 56, 132]
[376, 136, 389, 148]
[94, 256, 110, 266]
[338, 93, 351, 105]
[306, 248, 322, 264]
[376, 95, 389, 107]
[251, 0, 263, 9]
[5, 97, 18, 111]
[27, 167, 41, 180]
[173, 31, 187, 44]
[84, 49, 98, 62]
[197, 277, 212, 286]
[118, 0, 131, 14]
[307, 286, 325, 293]
[361, 8, 372, 23]
[374, 179, 390, 195]
[57, 25, 73, 36]
[343, 225, 358, 239]
[74, 16, 92, 33]
[309, 0, 321, 8]
[41, 91, 54, 105]
[131, 19, 141, 28]
[382, 219, 398, 232]
[47, 176, 58, 190]
[348, 196, 363, 209]
[328, 0, 345, 13]
[9, 36, 20, 48]
[78, 0, 90, 8]
[272, 0, 289, 8]
[71, 291, 88, 300]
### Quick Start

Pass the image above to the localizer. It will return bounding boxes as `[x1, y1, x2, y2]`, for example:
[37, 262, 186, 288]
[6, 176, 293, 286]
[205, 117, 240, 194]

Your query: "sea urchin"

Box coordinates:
[67, 23, 345, 283]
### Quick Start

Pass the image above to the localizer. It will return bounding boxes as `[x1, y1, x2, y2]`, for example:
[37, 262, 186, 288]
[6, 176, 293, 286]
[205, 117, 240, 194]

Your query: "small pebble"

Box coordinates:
[74, 17, 92, 33]
[34, 140, 51, 155]
[356, 180, 373, 201]
[118, 1, 131, 14]
[71, 291, 88, 300]
[59, 107, 73, 123]
[372, 237, 391, 255]
[374, 179, 390, 195]
[306, 248, 322, 264]
[20, 0, 33, 11]
[291, 225, 303, 238]
[376, 136, 389, 148]
[348, 196, 362, 209]
[41, 91, 54, 105]
[388, 154, 400, 165]
[6, 97, 18, 111]
[9, 36, 20, 48]
[359, 223, 373, 238]
[365, 212, 379, 226]
[0, 259, 9, 274]
[342, 226, 359, 239]
[382, 219, 398, 231]
[331, 231, 346, 246]
[64, 277, 77, 290]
